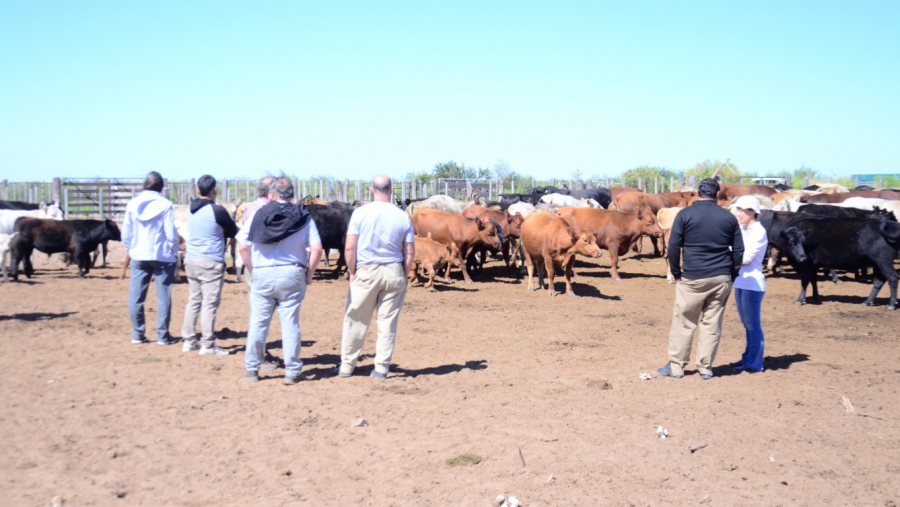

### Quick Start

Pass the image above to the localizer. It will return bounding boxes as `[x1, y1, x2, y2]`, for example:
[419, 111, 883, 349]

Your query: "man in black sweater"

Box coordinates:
[658, 178, 744, 380]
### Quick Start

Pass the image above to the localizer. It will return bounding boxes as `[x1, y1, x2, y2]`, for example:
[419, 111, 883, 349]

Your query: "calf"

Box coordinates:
[609, 192, 677, 256]
[520, 212, 602, 296]
[11, 218, 122, 279]
[656, 207, 683, 282]
[780, 217, 900, 309]
[408, 233, 464, 290]
[556, 206, 663, 281]
[411, 208, 502, 283]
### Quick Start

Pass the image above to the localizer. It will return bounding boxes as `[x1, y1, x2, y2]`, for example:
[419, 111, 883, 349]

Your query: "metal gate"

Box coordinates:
[62, 178, 144, 219]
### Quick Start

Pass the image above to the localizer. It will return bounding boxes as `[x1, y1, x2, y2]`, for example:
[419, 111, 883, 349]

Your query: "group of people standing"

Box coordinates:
[659, 178, 769, 379]
[122, 171, 415, 385]
[122, 172, 767, 385]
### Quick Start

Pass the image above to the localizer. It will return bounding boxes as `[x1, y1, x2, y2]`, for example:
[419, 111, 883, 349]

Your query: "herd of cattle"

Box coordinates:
[1, 182, 899, 309]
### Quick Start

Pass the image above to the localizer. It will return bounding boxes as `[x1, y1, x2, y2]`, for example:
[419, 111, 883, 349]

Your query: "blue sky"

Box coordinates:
[1, 1, 897, 182]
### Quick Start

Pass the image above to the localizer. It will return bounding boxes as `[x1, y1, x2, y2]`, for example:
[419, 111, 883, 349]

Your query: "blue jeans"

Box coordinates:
[245, 266, 308, 377]
[129, 260, 176, 342]
[734, 288, 765, 371]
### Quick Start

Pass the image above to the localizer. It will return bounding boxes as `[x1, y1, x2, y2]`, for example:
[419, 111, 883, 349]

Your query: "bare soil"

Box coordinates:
[1, 242, 899, 506]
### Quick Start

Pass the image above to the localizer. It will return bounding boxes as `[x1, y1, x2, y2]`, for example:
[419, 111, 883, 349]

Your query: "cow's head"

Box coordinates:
[105, 219, 123, 241]
[873, 206, 898, 223]
[569, 229, 602, 258]
[506, 212, 524, 238]
[781, 227, 808, 262]
[636, 206, 663, 237]
[475, 217, 502, 250]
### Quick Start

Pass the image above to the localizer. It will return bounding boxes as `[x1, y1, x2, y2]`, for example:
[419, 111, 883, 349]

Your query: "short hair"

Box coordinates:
[372, 176, 392, 194]
[698, 178, 720, 199]
[257, 176, 274, 198]
[269, 177, 294, 200]
[197, 175, 216, 197]
[143, 171, 164, 192]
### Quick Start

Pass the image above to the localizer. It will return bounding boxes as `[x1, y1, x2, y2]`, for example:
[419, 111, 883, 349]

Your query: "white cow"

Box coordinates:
[538, 193, 601, 208]
[0, 203, 64, 235]
[507, 202, 537, 218]
[407, 195, 479, 215]
[1, 232, 18, 283]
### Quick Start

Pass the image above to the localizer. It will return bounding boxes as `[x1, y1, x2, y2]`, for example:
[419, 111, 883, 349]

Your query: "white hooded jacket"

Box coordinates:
[122, 191, 178, 263]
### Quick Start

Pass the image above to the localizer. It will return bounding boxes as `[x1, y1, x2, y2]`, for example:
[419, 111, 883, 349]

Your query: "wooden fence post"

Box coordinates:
[52, 178, 61, 204]
[64, 187, 69, 218]
[99, 188, 104, 220]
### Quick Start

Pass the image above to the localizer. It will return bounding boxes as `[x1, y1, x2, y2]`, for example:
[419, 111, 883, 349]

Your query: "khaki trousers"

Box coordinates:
[181, 257, 225, 348]
[666, 274, 732, 376]
[340, 263, 408, 376]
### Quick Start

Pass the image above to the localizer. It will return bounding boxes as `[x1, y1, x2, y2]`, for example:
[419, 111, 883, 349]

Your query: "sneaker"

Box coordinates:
[332, 365, 352, 378]
[370, 370, 387, 381]
[182, 340, 200, 352]
[131, 337, 149, 345]
[284, 375, 302, 386]
[245, 370, 259, 383]
[260, 361, 280, 371]
[656, 364, 684, 379]
[700, 374, 713, 380]
[157, 336, 178, 346]
[199, 345, 229, 356]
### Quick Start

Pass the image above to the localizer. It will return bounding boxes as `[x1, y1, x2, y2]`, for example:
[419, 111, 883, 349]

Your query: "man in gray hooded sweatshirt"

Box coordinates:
[122, 171, 180, 345]
[181, 175, 238, 356]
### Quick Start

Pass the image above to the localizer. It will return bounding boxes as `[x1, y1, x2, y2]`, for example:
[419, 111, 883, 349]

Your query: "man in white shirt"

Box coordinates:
[237, 177, 323, 385]
[336, 175, 415, 380]
[122, 171, 180, 345]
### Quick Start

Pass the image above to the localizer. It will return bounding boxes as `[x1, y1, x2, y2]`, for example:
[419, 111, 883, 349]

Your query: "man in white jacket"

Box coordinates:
[122, 171, 180, 345]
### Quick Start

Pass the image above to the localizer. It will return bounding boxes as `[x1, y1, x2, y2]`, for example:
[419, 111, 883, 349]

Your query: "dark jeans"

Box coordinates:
[129, 260, 176, 342]
[734, 288, 765, 371]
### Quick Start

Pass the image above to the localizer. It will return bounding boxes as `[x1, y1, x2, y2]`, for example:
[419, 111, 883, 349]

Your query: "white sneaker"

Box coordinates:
[182, 340, 200, 352]
[199, 345, 229, 356]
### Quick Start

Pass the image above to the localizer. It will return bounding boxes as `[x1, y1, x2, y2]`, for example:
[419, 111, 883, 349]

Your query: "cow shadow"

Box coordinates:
[5, 279, 42, 285]
[393, 359, 488, 378]
[301, 353, 374, 380]
[710, 353, 810, 377]
[225, 339, 316, 352]
[0, 311, 77, 322]
[570, 285, 621, 300]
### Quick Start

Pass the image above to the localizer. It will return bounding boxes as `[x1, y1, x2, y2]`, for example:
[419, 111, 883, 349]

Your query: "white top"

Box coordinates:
[348, 201, 415, 267]
[122, 191, 179, 263]
[235, 203, 321, 268]
[734, 221, 768, 292]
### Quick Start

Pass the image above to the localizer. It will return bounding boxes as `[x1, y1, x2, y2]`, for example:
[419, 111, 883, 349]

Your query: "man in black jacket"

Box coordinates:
[658, 178, 744, 380]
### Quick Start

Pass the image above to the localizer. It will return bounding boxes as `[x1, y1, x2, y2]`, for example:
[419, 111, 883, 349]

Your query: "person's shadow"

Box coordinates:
[711, 353, 810, 377]
[392, 359, 488, 378]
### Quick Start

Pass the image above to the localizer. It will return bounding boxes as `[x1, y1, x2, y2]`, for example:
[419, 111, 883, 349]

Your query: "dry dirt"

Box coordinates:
[1, 241, 899, 507]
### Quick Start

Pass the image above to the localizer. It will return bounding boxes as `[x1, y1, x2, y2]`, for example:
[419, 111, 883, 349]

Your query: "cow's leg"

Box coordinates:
[1, 250, 8, 284]
[651, 236, 661, 257]
[424, 264, 437, 291]
[862, 274, 885, 307]
[796, 267, 809, 305]
[564, 258, 577, 297]
[457, 246, 475, 284]
[829, 269, 840, 283]
[75, 245, 91, 278]
[501, 240, 513, 277]
[21, 244, 35, 278]
[631, 236, 642, 254]
[543, 253, 557, 296]
[608, 243, 622, 281]
[335, 247, 347, 278]
[523, 248, 537, 291]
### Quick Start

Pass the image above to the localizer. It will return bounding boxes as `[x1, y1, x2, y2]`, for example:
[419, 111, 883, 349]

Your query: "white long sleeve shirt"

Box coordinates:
[122, 191, 179, 263]
[734, 221, 768, 292]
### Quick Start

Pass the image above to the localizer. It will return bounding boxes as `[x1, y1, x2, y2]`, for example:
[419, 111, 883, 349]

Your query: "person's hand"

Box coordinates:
[349, 273, 355, 283]
[306, 271, 314, 285]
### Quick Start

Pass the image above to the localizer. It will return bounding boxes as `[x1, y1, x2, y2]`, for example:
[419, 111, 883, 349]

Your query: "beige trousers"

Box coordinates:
[666, 274, 732, 376]
[181, 257, 225, 348]
[340, 263, 408, 376]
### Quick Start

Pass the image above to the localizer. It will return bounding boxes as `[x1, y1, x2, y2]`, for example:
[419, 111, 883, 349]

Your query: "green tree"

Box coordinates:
[790, 165, 820, 189]
[684, 159, 742, 183]
[433, 160, 492, 180]
[620, 165, 679, 189]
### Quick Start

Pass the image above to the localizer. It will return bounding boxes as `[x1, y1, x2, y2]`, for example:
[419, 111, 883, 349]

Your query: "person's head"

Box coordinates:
[697, 178, 720, 200]
[257, 176, 274, 198]
[733, 195, 760, 226]
[143, 171, 164, 192]
[370, 174, 393, 202]
[269, 176, 294, 201]
[197, 175, 217, 198]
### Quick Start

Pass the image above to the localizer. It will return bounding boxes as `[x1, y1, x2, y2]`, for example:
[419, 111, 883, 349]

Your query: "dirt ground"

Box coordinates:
[1, 240, 899, 507]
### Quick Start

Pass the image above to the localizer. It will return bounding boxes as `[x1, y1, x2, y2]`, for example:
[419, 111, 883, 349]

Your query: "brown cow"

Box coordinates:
[520, 212, 602, 297]
[121, 234, 187, 280]
[656, 207, 683, 282]
[556, 206, 663, 281]
[717, 184, 778, 201]
[801, 190, 900, 204]
[461, 205, 525, 275]
[609, 192, 677, 256]
[411, 208, 502, 283]
[408, 233, 464, 290]
[609, 187, 641, 197]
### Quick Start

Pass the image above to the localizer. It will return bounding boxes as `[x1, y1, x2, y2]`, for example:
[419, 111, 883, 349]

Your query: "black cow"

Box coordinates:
[780, 217, 900, 309]
[499, 193, 542, 207]
[0, 200, 42, 210]
[11, 218, 122, 279]
[567, 188, 613, 209]
[532, 185, 567, 195]
[305, 204, 352, 277]
[797, 203, 897, 222]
